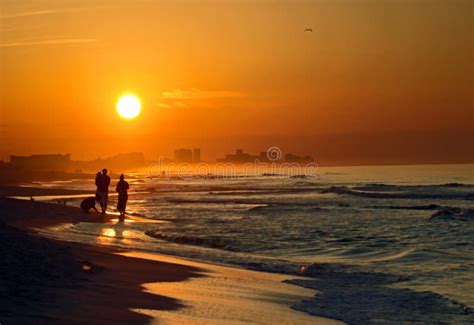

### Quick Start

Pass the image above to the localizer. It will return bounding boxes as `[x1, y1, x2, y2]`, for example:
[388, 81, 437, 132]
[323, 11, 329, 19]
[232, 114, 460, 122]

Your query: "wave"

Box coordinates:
[288, 263, 473, 324]
[166, 197, 326, 209]
[162, 182, 474, 202]
[367, 205, 474, 221]
[248, 203, 325, 213]
[354, 183, 474, 192]
[368, 248, 417, 262]
[321, 185, 473, 200]
[367, 204, 446, 210]
[145, 230, 245, 252]
[166, 198, 256, 205]
[209, 189, 304, 196]
[430, 208, 474, 222]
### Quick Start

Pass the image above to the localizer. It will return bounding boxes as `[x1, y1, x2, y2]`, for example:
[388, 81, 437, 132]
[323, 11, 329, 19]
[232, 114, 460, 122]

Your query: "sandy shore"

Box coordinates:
[0, 189, 341, 324]
[0, 185, 91, 198]
[121, 251, 339, 324]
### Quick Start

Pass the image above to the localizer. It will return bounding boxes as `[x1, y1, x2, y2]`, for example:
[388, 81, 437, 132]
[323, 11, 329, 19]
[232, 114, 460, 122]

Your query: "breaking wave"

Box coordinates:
[144, 230, 246, 252]
[321, 185, 473, 200]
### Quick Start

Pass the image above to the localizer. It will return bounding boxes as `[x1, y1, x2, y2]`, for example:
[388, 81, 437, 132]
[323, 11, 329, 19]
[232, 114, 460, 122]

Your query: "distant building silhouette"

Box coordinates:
[173, 148, 201, 163]
[284, 153, 314, 163]
[193, 148, 201, 163]
[1, 152, 147, 183]
[10, 154, 71, 171]
[10, 152, 147, 173]
[70, 152, 145, 171]
[217, 149, 314, 164]
[174, 148, 193, 163]
[217, 149, 268, 163]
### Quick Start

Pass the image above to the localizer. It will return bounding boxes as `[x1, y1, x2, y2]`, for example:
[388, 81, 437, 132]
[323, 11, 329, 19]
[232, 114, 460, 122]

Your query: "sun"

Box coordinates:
[116, 94, 141, 119]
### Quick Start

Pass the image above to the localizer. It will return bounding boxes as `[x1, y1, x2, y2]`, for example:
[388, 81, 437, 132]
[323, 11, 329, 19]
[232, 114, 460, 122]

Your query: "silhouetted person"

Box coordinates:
[116, 173, 129, 222]
[80, 196, 99, 213]
[96, 168, 111, 214]
[95, 171, 102, 206]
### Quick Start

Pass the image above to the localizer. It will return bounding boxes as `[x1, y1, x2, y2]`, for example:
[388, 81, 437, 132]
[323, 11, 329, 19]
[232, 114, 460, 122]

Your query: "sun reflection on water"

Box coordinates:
[97, 227, 133, 245]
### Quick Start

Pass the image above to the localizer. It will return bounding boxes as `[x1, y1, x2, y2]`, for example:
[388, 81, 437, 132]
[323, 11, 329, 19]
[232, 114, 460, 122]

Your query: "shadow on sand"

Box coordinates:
[0, 198, 204, 324]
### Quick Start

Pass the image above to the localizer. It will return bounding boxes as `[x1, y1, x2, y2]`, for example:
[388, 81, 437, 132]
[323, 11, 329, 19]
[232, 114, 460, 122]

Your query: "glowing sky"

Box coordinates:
[0, 0, 472, 164]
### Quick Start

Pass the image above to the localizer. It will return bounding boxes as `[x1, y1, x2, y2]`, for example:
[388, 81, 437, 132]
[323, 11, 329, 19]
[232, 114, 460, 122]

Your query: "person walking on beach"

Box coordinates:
[96, 168, 110, 214]
[95, 171, 102, 206]
[115, 174, 129, 222]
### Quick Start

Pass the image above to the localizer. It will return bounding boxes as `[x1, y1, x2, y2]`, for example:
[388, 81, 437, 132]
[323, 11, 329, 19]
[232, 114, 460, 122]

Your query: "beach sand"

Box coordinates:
[122, 252, 339, 324]
[0, 191, 341, 324]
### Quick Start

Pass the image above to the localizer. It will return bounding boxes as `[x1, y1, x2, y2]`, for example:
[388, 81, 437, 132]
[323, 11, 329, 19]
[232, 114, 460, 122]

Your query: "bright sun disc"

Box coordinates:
[116, 94, 141, 119]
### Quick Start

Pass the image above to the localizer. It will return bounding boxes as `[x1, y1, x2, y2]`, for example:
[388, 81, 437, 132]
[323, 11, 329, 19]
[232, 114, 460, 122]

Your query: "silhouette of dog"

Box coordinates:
[80, 196, 99, 213]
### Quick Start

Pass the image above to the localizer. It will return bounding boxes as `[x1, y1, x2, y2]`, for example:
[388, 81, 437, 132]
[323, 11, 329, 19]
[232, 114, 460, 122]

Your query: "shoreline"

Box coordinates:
[3, 185, 473, 324]
[0, 190, 340, 324]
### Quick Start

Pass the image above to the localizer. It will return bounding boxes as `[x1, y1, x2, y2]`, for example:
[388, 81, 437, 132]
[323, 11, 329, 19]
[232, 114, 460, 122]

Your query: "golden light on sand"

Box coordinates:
[97, 227, 133, 245]
[116, 94, 141, 119]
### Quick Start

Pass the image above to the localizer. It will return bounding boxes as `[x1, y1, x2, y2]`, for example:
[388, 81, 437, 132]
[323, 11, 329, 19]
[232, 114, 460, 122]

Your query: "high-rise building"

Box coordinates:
[193, 148, 201, 163]
[174, 148, 193, 163]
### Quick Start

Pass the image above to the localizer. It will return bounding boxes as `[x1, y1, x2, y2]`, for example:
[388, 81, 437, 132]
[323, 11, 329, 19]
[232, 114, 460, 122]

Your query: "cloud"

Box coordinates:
[155, 101, 188, 109]
[172, 101, 188, 108]
[155, 103, 172, 109]
[0, 38, 97, 48]
[1, 5, 167, 21]
[161, 88, 245, 100]
[156, 88, 246, 109]
[1, 10, 58, 19]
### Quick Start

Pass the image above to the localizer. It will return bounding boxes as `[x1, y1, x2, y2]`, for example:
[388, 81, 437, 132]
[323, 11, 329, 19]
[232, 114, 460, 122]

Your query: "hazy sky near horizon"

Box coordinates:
[1, 0, 472, 164]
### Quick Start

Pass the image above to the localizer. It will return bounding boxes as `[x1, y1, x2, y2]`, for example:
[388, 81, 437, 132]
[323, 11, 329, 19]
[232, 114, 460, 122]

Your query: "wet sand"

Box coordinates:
[122, 252, 339, 324]
[0, 185, 91, 198]
[0, 190, 340, 324]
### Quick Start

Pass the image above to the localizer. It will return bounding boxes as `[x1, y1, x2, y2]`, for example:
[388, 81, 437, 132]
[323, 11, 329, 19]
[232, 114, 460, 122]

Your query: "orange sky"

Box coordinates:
[0, 0, 472, 165]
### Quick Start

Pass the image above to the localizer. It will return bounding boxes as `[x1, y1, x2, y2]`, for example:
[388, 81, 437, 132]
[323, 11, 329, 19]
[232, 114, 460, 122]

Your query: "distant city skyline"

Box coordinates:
[2, 129, 472, 166]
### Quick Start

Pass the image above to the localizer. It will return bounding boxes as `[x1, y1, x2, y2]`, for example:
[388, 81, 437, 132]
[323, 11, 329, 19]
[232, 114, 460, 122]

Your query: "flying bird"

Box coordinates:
[304, 28, 313, 32]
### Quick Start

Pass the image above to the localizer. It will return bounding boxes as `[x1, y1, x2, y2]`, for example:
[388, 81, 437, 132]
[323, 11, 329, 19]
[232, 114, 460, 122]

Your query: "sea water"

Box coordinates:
[36, 164, 474, 323]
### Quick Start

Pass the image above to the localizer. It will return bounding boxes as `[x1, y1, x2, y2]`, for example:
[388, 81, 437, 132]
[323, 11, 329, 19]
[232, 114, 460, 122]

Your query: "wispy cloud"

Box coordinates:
[156, 88, 246, 109]
[172, 101, 188, 108]
[155, 101, 188, 109]
[162, 88, 245, 100]
[1, 10, 58, 19]
[155, 103, 172, 109]
[1, 5, 144, 20]
[0, 38, 97, 48]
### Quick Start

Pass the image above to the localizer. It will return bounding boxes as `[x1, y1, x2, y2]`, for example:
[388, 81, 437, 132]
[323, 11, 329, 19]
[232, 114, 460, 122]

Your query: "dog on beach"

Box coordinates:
[80, 197, 99, 213]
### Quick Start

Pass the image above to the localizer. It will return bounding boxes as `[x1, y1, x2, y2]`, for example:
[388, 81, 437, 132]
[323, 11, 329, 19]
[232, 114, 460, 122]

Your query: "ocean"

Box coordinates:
[34, 164, 474, 323]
